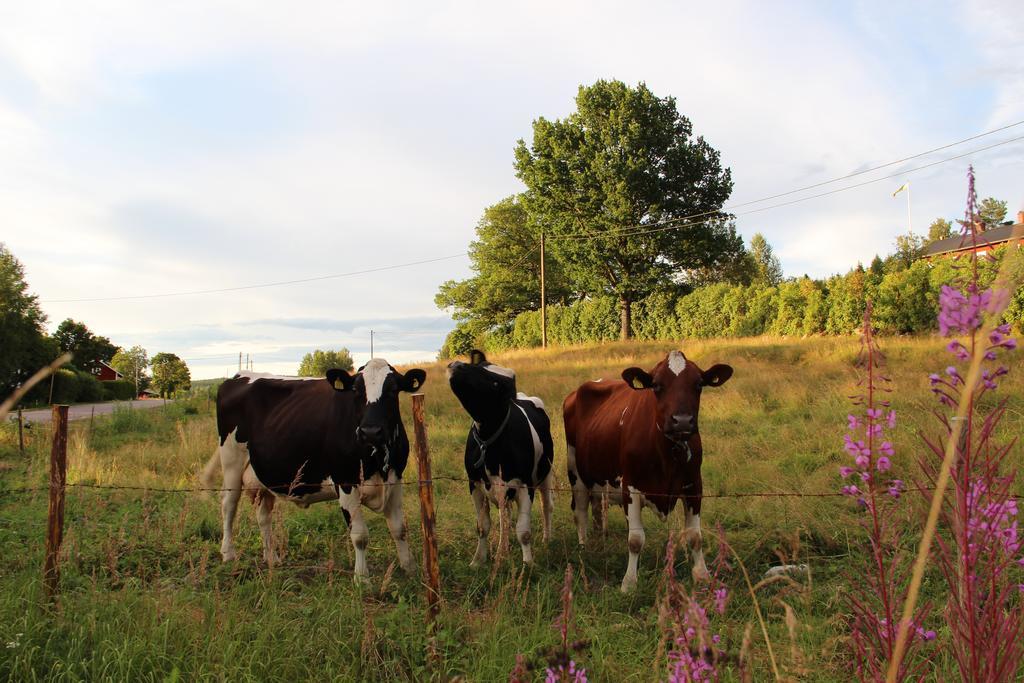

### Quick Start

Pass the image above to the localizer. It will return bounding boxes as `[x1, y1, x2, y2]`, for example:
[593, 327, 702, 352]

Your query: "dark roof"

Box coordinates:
[922, 223, 1022, 257]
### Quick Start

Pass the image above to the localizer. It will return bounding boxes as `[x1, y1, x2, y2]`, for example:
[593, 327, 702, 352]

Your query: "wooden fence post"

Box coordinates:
[410, 394, 442, 630]
[44, 405, 69, 602]
[18, 408, 24, 455]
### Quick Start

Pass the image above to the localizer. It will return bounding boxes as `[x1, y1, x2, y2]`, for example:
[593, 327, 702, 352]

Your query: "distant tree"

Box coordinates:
[927, 218, 954, 242]
[436, 195, 572, 329]
[891, 230, 926, 269]
[514, 79, 736, 339]
[297, 348, 354, 377]
[978, 197, 1008, 229]
[111, 346, 149, 395]
[868, 255, 885, 283]
[150, 353, 191, 397]
[681, 222, 756, 288]
[750, 233, 783, 286]
[0, 243, 56, 396]
[53, 319, 118, 373]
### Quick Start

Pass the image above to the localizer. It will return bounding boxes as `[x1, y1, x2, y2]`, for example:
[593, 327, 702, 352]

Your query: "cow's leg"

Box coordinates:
[684, 501, 710, 582]
[538, 472, 553, 543]
[621, 486, 646, 593]
[339, 488, 370, 584]
[470, 481, 491, 566]
[513, 483, 534, 564]
[255, 490, 279, 566]
[568, 445, 590, 545]
[218, 432, 247, 562]
[383, 475, 416, 574]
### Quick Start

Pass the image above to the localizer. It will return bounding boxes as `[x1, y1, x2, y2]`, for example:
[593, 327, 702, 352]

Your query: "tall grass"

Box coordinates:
[0, 338, 1021, 680]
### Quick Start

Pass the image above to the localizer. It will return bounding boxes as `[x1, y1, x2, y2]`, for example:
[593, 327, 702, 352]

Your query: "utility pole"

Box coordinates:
[370, 330, 374, 359]
[246, 353, 250, 371]
[238, 352, 242, 373]
[540, 230, 547, 349]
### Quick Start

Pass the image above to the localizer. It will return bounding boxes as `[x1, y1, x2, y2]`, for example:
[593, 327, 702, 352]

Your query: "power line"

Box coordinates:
[43, 252, 468, 304]
[40, 120, 1024, 304]
[549, 133, 1024, 243]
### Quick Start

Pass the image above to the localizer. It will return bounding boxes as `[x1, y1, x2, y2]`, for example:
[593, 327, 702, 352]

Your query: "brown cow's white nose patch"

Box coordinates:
[668, 350, 687, 375]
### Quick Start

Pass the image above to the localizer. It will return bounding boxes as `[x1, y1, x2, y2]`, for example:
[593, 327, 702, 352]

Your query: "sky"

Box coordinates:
[3, 0, 1022, 379]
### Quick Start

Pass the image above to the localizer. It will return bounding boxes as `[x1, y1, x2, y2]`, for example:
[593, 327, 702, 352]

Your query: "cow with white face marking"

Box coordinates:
[447, 350, 554, 565]
[564, 350, 733, 592]
[200, 360, 426, 582]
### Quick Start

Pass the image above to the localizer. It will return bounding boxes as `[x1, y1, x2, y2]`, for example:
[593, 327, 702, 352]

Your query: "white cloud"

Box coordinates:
[2, 0, 1021, 366]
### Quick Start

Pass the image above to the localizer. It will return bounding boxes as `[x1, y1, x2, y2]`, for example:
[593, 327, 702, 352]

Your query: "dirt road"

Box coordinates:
[16, 400, 171, 424]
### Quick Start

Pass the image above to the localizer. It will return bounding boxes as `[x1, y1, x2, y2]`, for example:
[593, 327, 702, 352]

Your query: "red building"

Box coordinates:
[90, 360, 124, 382]
[922, 211, 1023, 259]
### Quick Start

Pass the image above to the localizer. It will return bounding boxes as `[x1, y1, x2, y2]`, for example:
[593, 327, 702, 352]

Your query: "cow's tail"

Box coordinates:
[198, 447, 222, 499]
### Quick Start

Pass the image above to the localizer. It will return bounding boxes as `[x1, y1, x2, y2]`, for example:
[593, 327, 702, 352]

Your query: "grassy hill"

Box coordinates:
[1, 336, 1021, 680]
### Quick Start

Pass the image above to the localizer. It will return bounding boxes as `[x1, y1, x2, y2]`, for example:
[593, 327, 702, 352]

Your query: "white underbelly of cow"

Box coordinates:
[246, 467, 337, 508]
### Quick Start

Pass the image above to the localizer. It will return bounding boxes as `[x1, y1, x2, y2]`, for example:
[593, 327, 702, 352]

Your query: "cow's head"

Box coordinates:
[621, 350, 732, 446]
[446, 349, 517, 423]
[326, 358, 426, 448]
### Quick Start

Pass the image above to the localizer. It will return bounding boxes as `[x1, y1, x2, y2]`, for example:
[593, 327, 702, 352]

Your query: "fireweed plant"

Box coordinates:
[509, 565, 589, 683]
[839, 302, 935, 682]
[657, 530, 731, 682]
[905, 167, 1024, 681]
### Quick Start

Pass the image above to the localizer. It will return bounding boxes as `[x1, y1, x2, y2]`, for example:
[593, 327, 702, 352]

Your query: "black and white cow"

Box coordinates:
[199, 359, 426, 582]
[446, 350, 554, 565]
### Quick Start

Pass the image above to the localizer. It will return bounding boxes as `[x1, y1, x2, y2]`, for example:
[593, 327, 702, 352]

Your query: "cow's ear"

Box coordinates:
[621, 367, 654, 390]
[398, 368, 427, 393]
[326, 368, 355, 391]
[701, 364, 733, 387]
[469, 349, 487, 366]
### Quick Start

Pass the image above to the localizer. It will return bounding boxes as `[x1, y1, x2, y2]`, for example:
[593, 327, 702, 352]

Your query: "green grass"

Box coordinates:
[1, 336, 1021, 681]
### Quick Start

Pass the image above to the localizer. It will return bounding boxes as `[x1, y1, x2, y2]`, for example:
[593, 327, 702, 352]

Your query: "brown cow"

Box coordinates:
[564, 350, 732, 592]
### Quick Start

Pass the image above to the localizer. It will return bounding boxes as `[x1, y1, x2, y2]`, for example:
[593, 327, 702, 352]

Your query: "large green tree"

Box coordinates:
[54, 319, 118, 373]
[514, 80, 736, 339]
[150, 352, 191, 397]
[297, 348, 354, 377]
[111, 345, 149, 395]
[0, 243, 56, 395]
[435, 195, 571, 330]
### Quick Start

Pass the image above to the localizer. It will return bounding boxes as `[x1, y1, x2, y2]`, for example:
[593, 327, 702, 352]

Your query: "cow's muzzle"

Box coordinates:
[668, 413, 696, 437]
[357, 424, 386, 445]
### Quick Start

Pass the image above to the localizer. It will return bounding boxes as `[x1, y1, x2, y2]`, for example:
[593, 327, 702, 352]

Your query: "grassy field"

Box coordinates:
[1, 336, 1022, 681]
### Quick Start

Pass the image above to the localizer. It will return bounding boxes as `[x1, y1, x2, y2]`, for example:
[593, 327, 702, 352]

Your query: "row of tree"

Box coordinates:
[1, 242, 191, 403]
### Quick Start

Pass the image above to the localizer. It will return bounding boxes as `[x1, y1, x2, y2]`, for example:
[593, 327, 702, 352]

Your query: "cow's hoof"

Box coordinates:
[352, 573, 371, 587]
[620, 576, 637, 594]
[692, 565, 711, 583]
[221, 549, 237, 563]
[400, 560, 417, 575]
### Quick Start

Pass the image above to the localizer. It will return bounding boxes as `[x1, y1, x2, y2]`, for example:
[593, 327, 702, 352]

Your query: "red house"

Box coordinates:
[922, 211, 1024, 259]
[90, 361, 124, 382]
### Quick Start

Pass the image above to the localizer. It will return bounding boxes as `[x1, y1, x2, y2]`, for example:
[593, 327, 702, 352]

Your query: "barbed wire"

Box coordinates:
[0, 477, 972, 501]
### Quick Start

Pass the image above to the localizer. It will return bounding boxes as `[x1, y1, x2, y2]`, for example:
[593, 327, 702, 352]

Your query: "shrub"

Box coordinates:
[103, 380, 136, 401]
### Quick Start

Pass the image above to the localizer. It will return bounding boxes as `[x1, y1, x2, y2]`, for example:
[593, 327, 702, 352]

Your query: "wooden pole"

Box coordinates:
[370, 330, 374, 359]
[540, 231, 547, 349]
[411, 394, 441, 627]
[44, 405, 69, 602]
[89, 406, 95, 439]
[18, 408, 24, 455]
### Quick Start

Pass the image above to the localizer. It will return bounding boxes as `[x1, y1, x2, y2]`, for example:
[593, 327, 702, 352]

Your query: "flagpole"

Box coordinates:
[906, 183, 912, 234]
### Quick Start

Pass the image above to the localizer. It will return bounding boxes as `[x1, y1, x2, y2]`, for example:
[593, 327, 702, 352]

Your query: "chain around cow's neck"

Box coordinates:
[470, 403, 513, 470]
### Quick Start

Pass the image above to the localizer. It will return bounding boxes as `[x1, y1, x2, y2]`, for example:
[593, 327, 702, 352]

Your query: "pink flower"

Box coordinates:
[876, 456, 891, 472]
[839, 466, 854, 478]
[847, 414, 861, 430]
[888, 480, 904, 498]
[878, 441, 894, 456]
[886, 410, 896, 429]
[714, 587, 728, 614]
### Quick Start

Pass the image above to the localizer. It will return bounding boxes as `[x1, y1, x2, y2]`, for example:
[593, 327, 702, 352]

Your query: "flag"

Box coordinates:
[892, 183, 909, 197]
